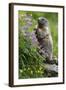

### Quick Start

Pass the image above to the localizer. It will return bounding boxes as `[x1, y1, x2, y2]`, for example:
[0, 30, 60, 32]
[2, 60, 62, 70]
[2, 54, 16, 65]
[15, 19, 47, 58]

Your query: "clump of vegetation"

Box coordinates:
[19, 32, 45, 78]
[19, 11, 58, 78]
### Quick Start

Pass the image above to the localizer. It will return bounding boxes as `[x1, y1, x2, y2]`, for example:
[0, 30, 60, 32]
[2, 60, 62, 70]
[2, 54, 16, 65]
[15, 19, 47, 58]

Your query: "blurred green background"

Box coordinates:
[19, 11, 58, 79]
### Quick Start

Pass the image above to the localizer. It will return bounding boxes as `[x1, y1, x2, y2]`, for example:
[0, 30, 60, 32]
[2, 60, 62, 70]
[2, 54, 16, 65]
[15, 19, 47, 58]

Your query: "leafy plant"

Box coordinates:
[19, 32, 45, 78]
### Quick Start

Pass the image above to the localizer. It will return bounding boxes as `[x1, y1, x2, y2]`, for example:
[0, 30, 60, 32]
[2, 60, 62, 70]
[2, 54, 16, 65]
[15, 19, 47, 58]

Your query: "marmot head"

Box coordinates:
[38, 17, 48, 28]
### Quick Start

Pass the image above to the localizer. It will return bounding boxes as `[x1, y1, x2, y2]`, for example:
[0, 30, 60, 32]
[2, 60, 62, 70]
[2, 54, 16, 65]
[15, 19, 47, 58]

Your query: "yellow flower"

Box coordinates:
[28, 68, 30, 70]
[31, 70, 33, 74]
[20, 70, 23, 73]
[39, 67, 42, 70]
[37, 70, 40, 73]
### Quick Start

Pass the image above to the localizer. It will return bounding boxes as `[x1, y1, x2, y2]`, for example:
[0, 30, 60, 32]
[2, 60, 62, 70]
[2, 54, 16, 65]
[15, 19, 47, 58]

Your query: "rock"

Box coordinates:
[43, 63, 58, 77]
[44, 64, 58, 73]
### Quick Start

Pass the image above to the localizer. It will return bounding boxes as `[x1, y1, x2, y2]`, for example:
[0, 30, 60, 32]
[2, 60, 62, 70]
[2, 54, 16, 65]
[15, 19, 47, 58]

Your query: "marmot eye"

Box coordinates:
[41, 19, 44, 21]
